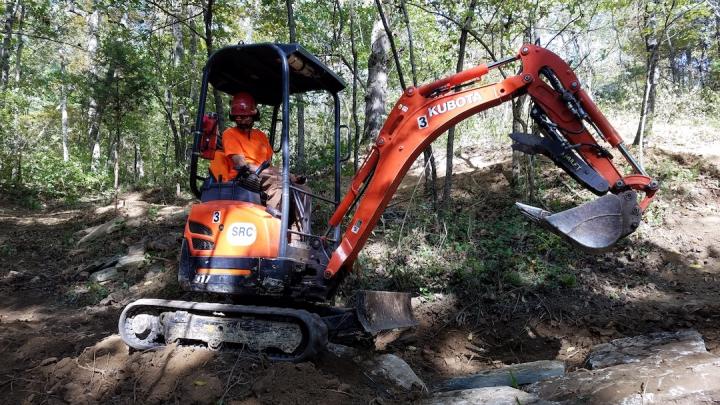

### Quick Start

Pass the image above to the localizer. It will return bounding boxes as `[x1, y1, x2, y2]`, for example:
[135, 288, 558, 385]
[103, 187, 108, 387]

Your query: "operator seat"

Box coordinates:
[199, 174, 262, 204]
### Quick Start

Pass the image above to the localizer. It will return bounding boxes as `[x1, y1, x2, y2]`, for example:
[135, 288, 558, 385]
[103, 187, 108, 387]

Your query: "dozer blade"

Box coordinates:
[515, 190, 642, 253]
[355, 290, 418, 334]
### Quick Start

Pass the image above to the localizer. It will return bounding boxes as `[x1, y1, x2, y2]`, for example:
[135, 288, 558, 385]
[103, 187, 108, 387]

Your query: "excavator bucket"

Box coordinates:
[355, 290, 418, 334]
[515, 190, 642, 253]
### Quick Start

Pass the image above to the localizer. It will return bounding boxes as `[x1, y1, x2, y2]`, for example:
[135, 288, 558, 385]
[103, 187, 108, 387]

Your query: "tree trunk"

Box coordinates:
[633, 48, 659, 148]
[113, 112, 121, 190]
[716, 15, 719, 59]
[350, 1, 361, 172]
[397, 0, 436, 205]
[511, 96, 528, 188]
[165, 88, 182, 164]
[134, 144, 144, 182]
[442, 0, 476, 209]
[0, 0, 17, 90]
[374, 0, 405, 90]
[60, 52, 69, 162]
[362, 19, 389, 143]
[12, 1, 23, 84]
[87, 6, 102, 171]
[185, 3, 199, 161]
[286, 0, 305, 170]
[203, 0, 224, 129]
[633, 2, 659, 147]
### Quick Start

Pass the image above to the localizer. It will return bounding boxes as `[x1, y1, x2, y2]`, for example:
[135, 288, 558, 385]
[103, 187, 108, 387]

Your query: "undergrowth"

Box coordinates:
[346, 147, 700, 303]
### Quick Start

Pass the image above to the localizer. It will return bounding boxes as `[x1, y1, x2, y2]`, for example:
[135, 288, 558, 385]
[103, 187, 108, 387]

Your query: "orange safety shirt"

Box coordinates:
[210, 127, 273, 182]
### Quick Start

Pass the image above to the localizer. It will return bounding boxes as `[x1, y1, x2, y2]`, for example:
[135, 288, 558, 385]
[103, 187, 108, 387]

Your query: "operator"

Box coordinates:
[210, 92, 306, 216]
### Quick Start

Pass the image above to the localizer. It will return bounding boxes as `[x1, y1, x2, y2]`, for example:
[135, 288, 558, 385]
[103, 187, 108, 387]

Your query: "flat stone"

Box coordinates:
[116, 254, 145, 271]
[530, 350, 720, 404]
[437, 360, 565, 392]
[421, 386, 553, 405]
[89, 267, 118, 283]
[327, 343, 359, 359]
[76, 218, 124, 246]
[127, 242, 146, 256]
[586, 329, 706, 369]
[364, 353, 426, 392]
[76, 256, 120, 275]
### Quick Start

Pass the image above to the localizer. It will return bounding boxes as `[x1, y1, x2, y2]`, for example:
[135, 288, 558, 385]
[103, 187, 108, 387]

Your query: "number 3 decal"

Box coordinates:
[212, 211, 221, 223]
[417, 115, 428, 129]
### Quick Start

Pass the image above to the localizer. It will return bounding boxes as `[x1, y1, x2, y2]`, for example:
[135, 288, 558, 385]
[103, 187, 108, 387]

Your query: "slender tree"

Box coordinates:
[442, 0, 477, 210]
[363, 19, 389, 143]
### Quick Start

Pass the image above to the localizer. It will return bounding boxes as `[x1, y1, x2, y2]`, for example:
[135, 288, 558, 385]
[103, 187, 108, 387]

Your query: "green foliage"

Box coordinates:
[17, 155, 108, 200]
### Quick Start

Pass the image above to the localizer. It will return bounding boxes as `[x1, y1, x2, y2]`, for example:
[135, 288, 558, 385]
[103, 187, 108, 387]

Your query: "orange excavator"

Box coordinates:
[119, 43, 658, 361]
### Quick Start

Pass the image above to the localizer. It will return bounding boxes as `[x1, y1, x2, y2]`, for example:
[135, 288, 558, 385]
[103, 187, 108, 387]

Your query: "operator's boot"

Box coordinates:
[515, 190, 642, 253]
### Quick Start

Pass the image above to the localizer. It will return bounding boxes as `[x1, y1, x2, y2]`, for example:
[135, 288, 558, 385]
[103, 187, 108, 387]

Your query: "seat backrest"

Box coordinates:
[200, 182, 262, 204]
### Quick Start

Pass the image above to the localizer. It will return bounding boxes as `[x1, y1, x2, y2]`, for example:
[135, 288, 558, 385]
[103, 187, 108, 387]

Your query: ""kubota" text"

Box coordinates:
[428, 92, 482, 117]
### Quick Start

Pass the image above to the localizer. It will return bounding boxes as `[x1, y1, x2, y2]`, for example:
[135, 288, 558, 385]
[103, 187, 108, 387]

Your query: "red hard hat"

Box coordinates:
[230, 92, 258, 116]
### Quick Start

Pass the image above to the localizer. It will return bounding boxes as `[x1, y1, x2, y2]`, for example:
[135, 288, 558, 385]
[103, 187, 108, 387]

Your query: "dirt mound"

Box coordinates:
[39, 337, 220, 404]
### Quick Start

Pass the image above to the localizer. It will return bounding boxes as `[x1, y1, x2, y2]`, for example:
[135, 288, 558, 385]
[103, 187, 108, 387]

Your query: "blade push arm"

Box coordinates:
[325, 44, 657, 279]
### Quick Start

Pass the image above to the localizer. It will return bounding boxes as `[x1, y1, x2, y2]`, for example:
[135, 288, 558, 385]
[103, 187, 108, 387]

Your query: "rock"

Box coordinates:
[89, 267, 118, 283]
[437, 360, 565, 392]
[148, 234, 181, 252]
[327, 343, 359, 359]
[116, 254, 145, 271]
[127, 242, 146, 256]
[76, 218, 124, 246]
[531, 352, 720, 404]
[98, 293, 118, 306]
[68, 248, 88, 256]
[30, 276, 41, 283]
[586, 329, 706, 369]
[77, 271, 89, 280]
[6, 270, 20, 279]
[40, 357, 58, 366]
[364, 354, 426, 392]
[530, 330, 720, 404]
[709, 245, 720, 258]
[76, 256, 121, 276]
[420, 386, 553, 405]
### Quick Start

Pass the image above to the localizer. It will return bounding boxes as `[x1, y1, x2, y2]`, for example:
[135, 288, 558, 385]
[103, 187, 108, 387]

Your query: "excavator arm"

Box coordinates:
[325, 44, 658, 280]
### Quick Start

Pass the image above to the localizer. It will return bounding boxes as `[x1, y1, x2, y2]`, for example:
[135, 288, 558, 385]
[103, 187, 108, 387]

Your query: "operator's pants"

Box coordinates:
[260, 171, 311, 238]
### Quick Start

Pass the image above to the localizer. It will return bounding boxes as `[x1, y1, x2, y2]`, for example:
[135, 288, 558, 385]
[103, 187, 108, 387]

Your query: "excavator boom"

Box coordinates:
[326, 44, 658, 279]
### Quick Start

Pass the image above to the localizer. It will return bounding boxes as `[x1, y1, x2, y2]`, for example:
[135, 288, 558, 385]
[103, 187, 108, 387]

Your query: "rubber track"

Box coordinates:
[119, 299, 328, 362]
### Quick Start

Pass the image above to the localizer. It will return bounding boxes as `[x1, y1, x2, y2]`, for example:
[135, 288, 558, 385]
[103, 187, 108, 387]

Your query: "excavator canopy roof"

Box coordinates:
[206, 43, 346, 106]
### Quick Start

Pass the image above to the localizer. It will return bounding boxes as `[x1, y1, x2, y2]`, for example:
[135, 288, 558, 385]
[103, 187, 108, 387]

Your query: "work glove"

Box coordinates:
[235, 164, 250, 177]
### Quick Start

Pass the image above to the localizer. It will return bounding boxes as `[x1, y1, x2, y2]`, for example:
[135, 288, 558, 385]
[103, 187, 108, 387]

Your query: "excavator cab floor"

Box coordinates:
[515, 190, 642, 253]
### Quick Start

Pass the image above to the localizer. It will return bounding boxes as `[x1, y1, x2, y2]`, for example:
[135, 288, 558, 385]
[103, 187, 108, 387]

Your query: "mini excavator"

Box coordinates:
[119, 43, 658, 361]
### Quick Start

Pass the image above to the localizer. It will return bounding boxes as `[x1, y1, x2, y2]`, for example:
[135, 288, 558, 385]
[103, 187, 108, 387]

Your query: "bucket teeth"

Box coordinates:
[516, 191, 641, 253]
[515, 202, 551, 222]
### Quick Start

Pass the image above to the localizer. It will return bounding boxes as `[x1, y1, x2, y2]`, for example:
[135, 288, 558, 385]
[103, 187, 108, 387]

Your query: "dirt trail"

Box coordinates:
[1, 144, 720, 403]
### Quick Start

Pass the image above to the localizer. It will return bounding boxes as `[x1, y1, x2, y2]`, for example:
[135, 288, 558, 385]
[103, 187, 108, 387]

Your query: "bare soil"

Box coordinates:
[1, 142, 719, 404]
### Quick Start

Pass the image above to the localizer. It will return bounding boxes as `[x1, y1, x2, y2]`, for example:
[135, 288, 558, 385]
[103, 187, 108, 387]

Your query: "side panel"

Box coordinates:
[185, 200, 281, 258]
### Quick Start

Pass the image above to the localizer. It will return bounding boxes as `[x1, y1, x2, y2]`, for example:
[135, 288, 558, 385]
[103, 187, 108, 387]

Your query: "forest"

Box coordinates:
[0, 0, 716, 203]
[1, 0, 720, 404]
